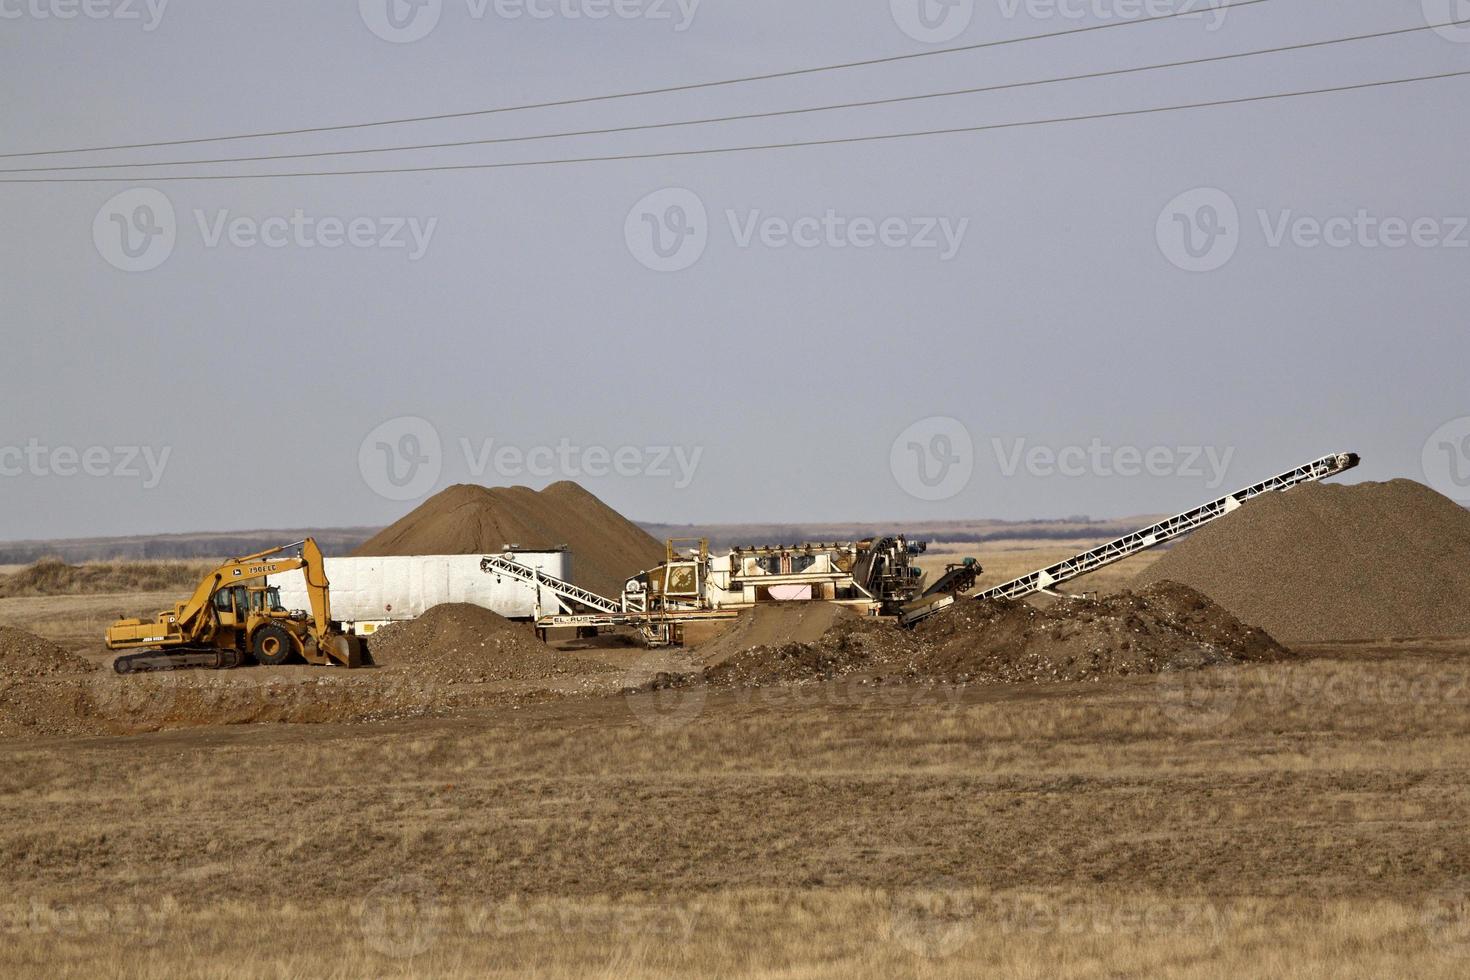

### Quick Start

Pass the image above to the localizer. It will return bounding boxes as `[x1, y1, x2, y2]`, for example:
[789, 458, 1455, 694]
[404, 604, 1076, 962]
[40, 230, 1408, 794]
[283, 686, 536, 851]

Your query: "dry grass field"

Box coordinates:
[3, 552, 1470, 978]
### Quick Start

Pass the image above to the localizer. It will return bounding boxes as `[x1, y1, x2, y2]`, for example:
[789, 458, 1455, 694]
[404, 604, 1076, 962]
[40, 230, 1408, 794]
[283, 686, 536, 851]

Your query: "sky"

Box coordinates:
[2, 0, 1468, 540]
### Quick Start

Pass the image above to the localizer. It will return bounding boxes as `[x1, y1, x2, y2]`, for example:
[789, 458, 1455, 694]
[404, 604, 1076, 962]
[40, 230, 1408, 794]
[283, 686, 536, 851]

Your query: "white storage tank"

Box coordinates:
[273, 550, 573, 636]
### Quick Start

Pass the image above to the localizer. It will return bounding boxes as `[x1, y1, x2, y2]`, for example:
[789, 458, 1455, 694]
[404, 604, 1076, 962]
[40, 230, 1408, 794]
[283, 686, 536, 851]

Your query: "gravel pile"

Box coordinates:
[701, 582, 1284, 688]
[0, 626, 95, 678]
[367, 603, 614, 684]
[1135, 479, 1470, 641]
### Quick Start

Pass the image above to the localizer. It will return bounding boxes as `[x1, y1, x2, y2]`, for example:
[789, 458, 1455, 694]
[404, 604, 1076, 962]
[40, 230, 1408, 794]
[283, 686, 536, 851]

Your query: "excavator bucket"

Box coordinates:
[325, 634, 367, 668]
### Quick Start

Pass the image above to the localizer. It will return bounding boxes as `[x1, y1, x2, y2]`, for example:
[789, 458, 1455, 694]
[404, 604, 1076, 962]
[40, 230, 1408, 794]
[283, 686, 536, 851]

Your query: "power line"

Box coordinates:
[0, 0, 1276, 160]
[3, 68, 1464, 184]
[5, 17, 1457, 176]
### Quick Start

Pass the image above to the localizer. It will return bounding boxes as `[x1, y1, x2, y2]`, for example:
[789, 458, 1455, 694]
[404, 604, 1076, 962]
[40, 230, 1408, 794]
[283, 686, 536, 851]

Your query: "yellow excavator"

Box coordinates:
[105, 538, 366, 674]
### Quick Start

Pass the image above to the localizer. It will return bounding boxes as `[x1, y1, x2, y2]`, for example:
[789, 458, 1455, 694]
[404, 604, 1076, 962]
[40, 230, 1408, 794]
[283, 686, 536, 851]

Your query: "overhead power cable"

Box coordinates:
[2, 68, 1465, 183]
[0, 0, 1275, 160]
[4, 17, 1458, 175]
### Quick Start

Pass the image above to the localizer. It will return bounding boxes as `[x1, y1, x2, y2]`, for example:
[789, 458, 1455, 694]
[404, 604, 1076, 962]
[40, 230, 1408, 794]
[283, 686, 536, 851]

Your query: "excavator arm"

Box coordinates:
[169, 541, 313, 641]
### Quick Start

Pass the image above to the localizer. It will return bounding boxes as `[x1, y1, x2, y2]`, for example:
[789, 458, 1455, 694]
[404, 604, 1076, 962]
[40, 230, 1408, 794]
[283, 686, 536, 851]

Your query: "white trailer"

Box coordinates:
[273, 551, 574, 636]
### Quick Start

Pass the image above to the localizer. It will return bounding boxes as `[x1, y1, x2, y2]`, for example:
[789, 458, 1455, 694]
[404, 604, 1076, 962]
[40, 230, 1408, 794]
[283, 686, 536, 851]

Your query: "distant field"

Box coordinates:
[0, 518, 1164, 564]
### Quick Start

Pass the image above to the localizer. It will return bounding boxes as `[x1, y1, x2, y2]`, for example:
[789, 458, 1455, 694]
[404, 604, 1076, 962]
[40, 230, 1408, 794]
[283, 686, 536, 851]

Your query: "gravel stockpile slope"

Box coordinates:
[1135, 479, 1470, 641]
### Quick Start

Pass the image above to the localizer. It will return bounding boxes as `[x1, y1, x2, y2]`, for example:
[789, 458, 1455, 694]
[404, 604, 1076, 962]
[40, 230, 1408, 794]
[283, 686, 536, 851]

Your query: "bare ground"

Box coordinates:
[3, 549, 1470, 978]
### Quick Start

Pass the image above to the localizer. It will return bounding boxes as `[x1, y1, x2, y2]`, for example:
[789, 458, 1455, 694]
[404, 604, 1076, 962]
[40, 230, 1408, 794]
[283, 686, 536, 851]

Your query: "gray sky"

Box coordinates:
[2, 0, 1468, 540]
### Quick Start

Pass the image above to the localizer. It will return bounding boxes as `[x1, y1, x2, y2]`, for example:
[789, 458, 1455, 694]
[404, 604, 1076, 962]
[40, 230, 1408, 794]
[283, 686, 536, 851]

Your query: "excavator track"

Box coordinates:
[112, 647, 245, 675]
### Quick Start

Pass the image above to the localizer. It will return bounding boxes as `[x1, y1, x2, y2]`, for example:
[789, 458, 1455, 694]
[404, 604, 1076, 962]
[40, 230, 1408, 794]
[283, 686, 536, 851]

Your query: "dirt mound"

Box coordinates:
[907, 581, 1285, 684]
[1134, 479, 1470, 641]
[354, 481, 664, 600]
[698, 603, 855, 668]
[703, 583, 1285, 688]
[0, 626, 95, 677]
[367, 603, 613, 684]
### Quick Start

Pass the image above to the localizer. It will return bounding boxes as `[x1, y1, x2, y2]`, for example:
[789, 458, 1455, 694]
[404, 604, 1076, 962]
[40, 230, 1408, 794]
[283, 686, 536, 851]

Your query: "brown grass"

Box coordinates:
[0, 559, 213, 599]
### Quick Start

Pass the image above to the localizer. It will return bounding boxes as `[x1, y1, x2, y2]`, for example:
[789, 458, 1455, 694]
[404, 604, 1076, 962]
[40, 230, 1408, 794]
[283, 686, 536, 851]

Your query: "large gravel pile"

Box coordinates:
[354, 481, 665, 600]
[702, 582, 1284, 687]
[1135, 479, 1470, 641]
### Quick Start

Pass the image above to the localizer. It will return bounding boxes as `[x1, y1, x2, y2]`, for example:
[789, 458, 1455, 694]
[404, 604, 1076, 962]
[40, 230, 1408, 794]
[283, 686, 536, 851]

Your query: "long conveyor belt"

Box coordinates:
[901, 451, 1360, 626]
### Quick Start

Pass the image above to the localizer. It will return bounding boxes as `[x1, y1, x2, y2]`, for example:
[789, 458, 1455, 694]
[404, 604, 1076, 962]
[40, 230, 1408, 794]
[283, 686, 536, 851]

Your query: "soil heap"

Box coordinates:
[0, 626, 95, 678]
[367, 603, 613, 684]
[702, 582, 1285, 688]
[1134, 479, 1470, 641]
[355, 482, 664, 600]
